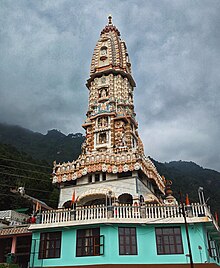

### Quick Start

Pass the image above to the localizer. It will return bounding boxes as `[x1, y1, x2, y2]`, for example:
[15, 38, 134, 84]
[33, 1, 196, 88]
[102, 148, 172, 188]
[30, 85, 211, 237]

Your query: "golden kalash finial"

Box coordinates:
[108, 14, 112, 25]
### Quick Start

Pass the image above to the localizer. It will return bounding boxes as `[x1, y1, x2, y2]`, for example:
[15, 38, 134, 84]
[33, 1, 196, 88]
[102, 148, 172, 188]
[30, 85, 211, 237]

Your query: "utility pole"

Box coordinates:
[179, 191, 194, 268]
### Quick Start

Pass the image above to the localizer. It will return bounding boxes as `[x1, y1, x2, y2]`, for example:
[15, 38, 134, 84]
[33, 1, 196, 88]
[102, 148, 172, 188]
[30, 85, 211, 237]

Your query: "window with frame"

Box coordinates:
[207, 233, 219, 262]
[155, 227, 184, 255]
[118, 227, 137, 255]
[76, 228, 104, 257]
[102, 172, 106, 181]
[95, 174, 100, 182]
[38, 232, 61, 259]
[88, 175, 92, 183]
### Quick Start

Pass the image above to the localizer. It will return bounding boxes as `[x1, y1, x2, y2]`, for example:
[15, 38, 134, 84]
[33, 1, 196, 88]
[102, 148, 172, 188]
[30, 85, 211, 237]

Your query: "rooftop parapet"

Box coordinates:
[29, 203, 219, 234]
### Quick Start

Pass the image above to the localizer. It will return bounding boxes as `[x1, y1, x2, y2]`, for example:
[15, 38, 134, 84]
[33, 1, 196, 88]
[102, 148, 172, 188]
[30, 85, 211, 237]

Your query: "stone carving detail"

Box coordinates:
[52, 16, 166, 196]
[98, 117, 108, 128]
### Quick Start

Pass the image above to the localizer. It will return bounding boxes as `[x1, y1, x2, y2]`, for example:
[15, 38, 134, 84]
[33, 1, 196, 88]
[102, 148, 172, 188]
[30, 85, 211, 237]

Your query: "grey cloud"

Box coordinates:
[0, 0, 220, 171]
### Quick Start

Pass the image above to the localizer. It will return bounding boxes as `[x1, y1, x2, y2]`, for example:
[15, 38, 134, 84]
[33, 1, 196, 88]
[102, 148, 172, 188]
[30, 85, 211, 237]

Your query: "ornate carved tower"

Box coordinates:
[82, 15, 143, 155]
[53, 17, 165, 207]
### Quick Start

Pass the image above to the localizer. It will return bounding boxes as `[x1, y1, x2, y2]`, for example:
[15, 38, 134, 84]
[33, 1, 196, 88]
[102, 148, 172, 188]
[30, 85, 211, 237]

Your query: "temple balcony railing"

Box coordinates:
[29, 203, 219, 231]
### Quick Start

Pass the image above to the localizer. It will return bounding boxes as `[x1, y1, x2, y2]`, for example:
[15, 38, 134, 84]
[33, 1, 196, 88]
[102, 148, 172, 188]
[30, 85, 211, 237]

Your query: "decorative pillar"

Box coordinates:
[92, 174, 95, 183]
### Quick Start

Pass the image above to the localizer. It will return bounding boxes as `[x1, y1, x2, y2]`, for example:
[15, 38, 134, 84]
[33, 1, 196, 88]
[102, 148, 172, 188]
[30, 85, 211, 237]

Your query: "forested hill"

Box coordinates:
[0, 123, 85, 163]
[152, 159, 220, 217]
[0, 122, 219, 217]
[0, 143, 59, 211]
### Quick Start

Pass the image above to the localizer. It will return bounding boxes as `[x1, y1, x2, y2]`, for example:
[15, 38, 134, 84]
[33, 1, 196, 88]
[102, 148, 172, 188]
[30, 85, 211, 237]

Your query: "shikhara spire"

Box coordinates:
[84, 14, 140, 155]
[52, 17, 166, 205]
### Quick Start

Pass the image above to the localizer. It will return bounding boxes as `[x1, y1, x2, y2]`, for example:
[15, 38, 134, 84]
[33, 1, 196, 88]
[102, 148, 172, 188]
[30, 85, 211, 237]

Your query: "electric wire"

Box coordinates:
[0, 164, 50, 175]
[0, 193, 58, 203]
[0, 156, 52, 169]
[0, 171, 51, 182]
[0, 183, 55, 193]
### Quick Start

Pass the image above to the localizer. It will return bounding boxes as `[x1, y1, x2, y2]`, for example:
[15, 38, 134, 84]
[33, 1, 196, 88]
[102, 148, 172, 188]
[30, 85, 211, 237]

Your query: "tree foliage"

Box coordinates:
[0, 143, 59, 211]
[152, 159, 220, 217]
[0, 123, 219, 218]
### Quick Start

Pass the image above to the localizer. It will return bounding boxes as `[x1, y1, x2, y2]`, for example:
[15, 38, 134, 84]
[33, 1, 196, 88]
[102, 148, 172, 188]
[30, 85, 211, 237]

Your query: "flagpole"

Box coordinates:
[179, 191, 194, 268]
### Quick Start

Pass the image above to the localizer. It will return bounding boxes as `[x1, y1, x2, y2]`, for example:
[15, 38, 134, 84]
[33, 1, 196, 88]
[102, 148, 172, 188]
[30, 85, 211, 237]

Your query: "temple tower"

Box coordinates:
[83, 15, 140, 155]
[52, 16, 165, 207]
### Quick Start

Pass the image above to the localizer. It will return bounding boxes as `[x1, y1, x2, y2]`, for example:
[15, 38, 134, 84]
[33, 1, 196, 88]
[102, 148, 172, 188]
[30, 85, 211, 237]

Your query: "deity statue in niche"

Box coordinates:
[99, 88, 108, 98]
[99, 132, 107, 144]
[101, 76, 106, 84]
[104, 117, 108, 126]
[121, 133, 127, 147]
[102, 117, 108, 127]
[101, 89, 107, 98]
[100, 46, 107, 56]
[101, 102, 107, 111]
[98, 117, 108, 128]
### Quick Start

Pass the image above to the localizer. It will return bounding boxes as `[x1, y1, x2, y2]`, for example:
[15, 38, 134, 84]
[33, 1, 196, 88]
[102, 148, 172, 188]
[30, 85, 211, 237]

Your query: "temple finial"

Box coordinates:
[108, 14, 112, 25]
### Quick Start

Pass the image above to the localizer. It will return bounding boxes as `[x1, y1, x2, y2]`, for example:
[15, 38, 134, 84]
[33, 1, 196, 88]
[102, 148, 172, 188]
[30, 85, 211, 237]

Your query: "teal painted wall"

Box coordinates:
[30, 223, 219, 267]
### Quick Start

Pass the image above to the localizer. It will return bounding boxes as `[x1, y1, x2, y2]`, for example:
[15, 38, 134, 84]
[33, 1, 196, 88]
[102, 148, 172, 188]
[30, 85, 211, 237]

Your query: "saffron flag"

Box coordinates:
[185, 194, 190, 206]
[36, 201, 40, 212]
[71, 190, 76, 204]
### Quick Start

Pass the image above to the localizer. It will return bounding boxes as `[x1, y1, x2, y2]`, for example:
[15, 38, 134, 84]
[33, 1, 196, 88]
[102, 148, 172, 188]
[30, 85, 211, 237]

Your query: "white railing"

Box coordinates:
[37, 203, 209, 225]
[0, 210, 29, 225]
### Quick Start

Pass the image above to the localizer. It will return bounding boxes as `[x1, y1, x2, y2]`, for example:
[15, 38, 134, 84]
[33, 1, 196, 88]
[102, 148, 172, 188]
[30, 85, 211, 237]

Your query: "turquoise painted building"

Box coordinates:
[29, 204, 220, 267]
[30, 16, 220, 268]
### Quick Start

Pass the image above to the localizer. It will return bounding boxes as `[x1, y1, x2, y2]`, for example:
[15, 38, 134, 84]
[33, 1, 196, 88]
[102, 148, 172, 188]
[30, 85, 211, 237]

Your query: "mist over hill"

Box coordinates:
[0, 122, 219, 217]
[0, 123, 85, 164]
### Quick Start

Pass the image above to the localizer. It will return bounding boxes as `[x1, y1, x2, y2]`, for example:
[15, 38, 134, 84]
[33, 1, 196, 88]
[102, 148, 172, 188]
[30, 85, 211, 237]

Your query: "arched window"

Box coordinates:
[100, 46, 107, 56]
[99, 132, 107, 144]
[100, 46, 108, 62]
[98, 117, 108, 127]
[63, 200, 72, 209]
[99, 88, 108, 98]
[118, 193, 133, 205]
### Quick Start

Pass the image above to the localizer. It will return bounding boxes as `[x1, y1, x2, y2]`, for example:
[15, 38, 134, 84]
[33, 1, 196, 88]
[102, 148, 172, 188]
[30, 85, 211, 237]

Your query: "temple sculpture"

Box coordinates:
[52, 16, 166, 208]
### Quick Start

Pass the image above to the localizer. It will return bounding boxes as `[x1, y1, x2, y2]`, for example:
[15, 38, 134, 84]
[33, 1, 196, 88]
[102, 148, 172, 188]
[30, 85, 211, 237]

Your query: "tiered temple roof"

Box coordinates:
[52, 16, 166, 200]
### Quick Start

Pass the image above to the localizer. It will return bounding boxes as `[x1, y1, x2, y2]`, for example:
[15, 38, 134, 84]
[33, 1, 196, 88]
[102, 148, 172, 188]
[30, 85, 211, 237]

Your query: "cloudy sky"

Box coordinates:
[0, 0, 220, 171]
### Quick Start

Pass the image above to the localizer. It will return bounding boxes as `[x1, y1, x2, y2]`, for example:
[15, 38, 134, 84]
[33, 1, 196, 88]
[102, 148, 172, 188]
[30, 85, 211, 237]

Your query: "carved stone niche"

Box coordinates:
[98, 132, 107, 144]
[100, 46, 107, 60]
[99, 45, 108, 62]
[99, 87, 108, 100]
[98, 117, 108, 128]
[101, 76, 106, 84]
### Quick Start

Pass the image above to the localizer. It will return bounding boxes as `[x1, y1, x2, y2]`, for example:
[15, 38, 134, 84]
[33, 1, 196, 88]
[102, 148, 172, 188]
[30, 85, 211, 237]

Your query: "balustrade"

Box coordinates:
[37, 203, 208, 225]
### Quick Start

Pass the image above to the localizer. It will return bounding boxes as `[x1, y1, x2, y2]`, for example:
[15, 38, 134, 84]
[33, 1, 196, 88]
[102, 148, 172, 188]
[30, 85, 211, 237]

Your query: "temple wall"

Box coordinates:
[58, 176, 154, 208]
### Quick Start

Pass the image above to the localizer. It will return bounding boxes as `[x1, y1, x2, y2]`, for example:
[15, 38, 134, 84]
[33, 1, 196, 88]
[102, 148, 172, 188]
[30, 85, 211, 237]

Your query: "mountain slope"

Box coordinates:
[0, 143, 59, 210]
[153, 159, 220, 216]
[0, 123, 219, 217]
[0, 123, 85, 163]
